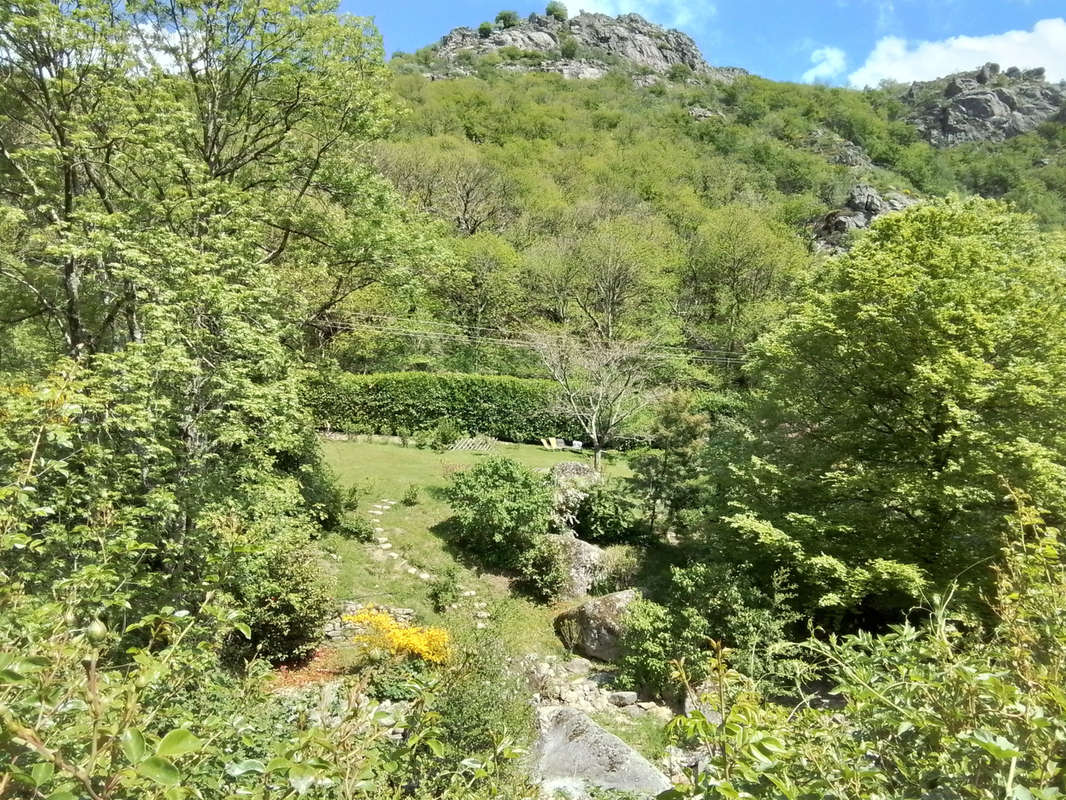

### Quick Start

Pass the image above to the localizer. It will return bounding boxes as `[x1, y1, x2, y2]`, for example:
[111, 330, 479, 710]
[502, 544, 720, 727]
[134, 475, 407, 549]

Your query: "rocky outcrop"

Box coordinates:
[531, 706, 673, 799]
[550, 460, 602, 531]
[549, 534, 608, 598]
[555, 589, 639, 661]
[903, 62, 1066, 146]
[436, 12, 746, 82]
[813, 184, 918, 252]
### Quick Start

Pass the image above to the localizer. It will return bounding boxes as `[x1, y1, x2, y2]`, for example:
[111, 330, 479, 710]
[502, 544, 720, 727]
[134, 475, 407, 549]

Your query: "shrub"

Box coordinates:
[478, 21, 493, 37]
[592, 544, 641, 594]
[514, 534, 568, 601]
[402, 483, 421, 506]
[433, 629, 535, 757]
[302, 370, 581, 444]
[421, 417, 463, 451]
[228, 529, 335, 664]
[573, 481, 652, 545]
[429, 565, 462, 612]
[558, 33, 578, 59]
[668, 62, 694, 82]
[338, 513, 376, 542]
[347, 606, 450, 663]
[445, 457, 552, 571]
[617, 598, 708, 698]
[495, 10, 520, 28]
[545, 1, 567, 21]
[668, 497, 1066, 799]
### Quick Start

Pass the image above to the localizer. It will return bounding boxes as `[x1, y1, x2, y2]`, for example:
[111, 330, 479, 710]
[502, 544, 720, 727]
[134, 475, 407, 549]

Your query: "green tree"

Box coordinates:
[495, 10, 520, 28]
[545, 1, 567, 21]
[478, 20, 494, 37]
[709, 198, 1066, 623]
[679, 205, 811, 357]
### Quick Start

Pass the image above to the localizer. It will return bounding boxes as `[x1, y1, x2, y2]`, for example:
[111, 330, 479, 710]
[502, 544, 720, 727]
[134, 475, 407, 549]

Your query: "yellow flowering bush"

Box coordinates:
[345, 607, 450, 663]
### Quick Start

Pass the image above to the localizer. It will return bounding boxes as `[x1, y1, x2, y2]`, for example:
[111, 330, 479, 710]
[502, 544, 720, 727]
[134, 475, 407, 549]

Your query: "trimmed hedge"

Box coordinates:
[302, 371, 583, 444]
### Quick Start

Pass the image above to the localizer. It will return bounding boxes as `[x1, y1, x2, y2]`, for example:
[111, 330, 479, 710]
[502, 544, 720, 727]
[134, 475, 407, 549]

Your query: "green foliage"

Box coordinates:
[558, 33, 578, 59]
[665, 496, 1066, 800]
[303, 369, 581, 443]
[428, 565, 462, 612]
[432, 629, 534, 755]
[545, 1, 567, 21]
[338, 514, 377, 542]
[444, 457, 552, 571]
[402, 484, 422, 506]
[495, 10, 519, 28]
[617, 598, 708, 698]
[514, 534, 569, 601]
[704, 198, 1066, 624]
[574, 481, 652, 544]
[420, 417, 464, 452]
[478, 21, 494, 37]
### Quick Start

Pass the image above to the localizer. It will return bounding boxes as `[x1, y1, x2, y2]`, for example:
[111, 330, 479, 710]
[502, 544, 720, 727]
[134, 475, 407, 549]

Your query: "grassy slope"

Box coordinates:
[321, 437, 630, 658]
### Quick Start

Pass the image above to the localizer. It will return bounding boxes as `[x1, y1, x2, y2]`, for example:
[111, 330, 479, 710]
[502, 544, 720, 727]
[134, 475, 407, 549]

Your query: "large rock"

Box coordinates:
[813, 184, 919, 252]
[436, 12, 747, 82]
[531, 706, 672, 799]
[549, 534, 608, 598]
[902, 62, 1065, 146]
[550, 460, 602, 532]
[555, 589, 639, 661]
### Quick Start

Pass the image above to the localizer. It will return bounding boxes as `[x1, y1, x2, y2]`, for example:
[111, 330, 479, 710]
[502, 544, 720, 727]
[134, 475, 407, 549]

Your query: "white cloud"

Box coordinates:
[849, 17, 1066, 88]
[802, 46, 847, 83]
[576, 0, 716, 31]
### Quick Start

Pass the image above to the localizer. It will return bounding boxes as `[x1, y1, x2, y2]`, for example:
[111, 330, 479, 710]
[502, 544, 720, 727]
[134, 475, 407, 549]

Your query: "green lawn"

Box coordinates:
[320, 437, 630, 657]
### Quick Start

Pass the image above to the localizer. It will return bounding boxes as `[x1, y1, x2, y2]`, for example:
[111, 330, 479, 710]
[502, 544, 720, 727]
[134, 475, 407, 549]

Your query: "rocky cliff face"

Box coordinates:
[437, 12, 746, 82]
[903, 62, 1066, 146]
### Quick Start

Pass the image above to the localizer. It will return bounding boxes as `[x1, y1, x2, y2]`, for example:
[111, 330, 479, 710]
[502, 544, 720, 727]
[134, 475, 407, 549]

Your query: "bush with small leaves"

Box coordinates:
[558, 33, 578, 59]
[429, 566, 462, 613]
[545, 1, 567, 21]
[445, 457, 552, 572]
[495, 10, 520, 28]
[402, 484, 421, 506]
[338, 514, 376, 542]
[478, 21, 494, 38]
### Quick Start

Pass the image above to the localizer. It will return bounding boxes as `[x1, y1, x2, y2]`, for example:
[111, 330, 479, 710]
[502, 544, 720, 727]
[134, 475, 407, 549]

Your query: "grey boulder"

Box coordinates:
[531, 706, 672, 799]
[555, 589, 639, 662]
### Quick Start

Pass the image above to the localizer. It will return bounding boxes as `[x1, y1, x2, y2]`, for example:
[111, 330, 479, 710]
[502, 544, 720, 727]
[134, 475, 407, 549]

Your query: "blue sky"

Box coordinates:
[340, 0, 1066, 87]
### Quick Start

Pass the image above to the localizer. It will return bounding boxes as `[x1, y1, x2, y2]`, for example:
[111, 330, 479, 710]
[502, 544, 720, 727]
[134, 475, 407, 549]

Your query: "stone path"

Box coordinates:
[362, 497, 487, 627]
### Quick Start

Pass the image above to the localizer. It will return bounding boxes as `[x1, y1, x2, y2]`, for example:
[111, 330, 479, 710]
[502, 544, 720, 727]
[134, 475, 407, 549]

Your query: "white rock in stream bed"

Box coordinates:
[531, 707, 672, 799]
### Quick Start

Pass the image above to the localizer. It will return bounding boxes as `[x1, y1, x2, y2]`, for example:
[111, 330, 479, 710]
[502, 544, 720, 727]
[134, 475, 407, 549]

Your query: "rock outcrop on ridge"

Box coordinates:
[902, 62, 1066, 146]
[436, 12, 746, 82]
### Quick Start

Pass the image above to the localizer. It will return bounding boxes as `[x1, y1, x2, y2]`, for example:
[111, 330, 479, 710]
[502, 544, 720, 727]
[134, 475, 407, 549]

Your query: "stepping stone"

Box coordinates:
[376, 537, 389, 544]
[418, 572, 432, 581]
[368, 510, 382, 516]
[475, 622, 487, 629]
[473, 601, 487, 609]
[406, 566, 418, 575]
[374, 527, 384, 533]
[387, 552, 399, 560]
[461, 590, 477, 597]
[378, 542, 392, 550]
[474, 611, 490, 619]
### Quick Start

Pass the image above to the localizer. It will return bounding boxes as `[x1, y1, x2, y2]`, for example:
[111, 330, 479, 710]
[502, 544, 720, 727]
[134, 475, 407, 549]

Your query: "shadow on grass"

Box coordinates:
[428, 515, 496, 576]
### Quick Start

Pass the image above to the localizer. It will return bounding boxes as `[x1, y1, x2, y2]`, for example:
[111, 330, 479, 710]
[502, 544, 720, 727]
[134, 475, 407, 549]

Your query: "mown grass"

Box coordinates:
[320, 438, 631, 657]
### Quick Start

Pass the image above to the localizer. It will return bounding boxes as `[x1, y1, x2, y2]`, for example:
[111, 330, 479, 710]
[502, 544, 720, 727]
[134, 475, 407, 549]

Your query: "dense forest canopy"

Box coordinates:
[2, 2, 1066, 798]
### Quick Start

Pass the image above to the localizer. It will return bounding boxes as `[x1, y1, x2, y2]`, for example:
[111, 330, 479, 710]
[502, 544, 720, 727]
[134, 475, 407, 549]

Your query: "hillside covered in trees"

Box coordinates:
[2, 2, 1066, 799]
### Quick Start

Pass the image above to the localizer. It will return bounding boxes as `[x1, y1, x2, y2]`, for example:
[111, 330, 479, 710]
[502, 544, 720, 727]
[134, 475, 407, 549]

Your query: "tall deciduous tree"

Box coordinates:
[707, 198, 1066, 623]
[531, 333, 662, 468]
[679, 205, 810, 357]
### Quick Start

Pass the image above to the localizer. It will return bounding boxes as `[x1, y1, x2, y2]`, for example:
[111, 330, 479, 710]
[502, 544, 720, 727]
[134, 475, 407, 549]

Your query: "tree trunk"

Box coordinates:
[593, 447, 603, 471]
